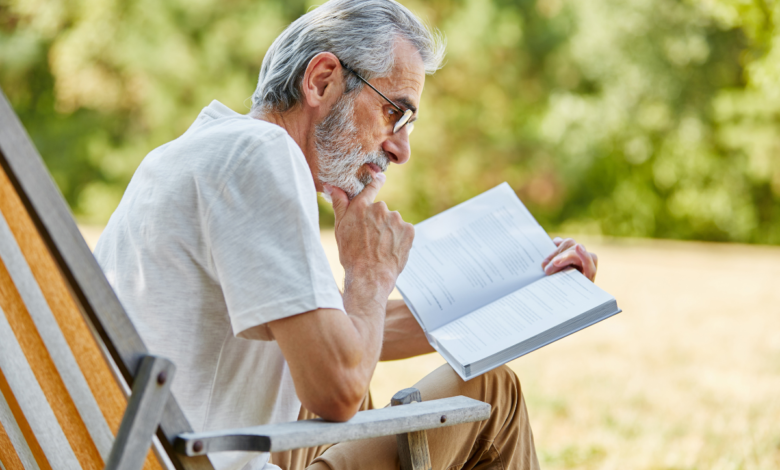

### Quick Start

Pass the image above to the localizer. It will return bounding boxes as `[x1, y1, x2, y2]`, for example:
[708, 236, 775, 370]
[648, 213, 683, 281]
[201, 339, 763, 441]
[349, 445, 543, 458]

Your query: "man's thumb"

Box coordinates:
[325, 184, 349, 222]
[355, 172, 386, 204]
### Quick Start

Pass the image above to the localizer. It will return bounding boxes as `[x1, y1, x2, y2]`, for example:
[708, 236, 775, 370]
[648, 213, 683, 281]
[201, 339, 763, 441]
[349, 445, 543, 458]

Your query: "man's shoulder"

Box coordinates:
[186, 101, 296, 162]
[182, 102, 317, 216]
[140, 101, 307, 190]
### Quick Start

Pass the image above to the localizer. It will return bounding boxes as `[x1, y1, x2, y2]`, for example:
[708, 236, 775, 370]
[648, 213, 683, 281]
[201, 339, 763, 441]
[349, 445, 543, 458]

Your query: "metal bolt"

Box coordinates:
[193, 440, 203, 453]
[440, 415, 447, 423]
[157, 370, 167, 385]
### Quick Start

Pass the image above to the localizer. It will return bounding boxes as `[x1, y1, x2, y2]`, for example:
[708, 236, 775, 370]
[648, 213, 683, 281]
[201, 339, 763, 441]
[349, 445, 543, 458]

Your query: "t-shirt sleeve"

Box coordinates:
[204, 131, 345, 340]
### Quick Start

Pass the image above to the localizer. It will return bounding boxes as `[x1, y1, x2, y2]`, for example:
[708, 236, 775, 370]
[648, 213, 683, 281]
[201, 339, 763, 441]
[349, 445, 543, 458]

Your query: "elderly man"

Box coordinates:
[95, 0, 598, 469]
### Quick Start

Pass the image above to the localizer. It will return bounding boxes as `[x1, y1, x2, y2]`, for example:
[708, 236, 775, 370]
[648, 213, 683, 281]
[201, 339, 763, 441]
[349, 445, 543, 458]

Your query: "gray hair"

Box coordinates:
[251, 0, 445, 113]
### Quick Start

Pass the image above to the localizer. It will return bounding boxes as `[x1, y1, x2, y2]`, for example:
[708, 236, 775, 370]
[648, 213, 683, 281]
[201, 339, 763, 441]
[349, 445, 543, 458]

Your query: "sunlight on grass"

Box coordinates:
[79, 227, 780, 469]
[320, 231, 780, 470]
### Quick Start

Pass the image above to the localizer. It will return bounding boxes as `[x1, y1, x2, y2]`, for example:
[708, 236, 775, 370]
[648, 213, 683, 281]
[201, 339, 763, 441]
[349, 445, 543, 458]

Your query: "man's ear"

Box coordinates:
[301, 52, 343, 111]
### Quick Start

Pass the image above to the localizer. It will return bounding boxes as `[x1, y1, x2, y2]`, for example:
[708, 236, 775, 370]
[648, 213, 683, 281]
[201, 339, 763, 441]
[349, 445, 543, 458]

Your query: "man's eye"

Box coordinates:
[386, 108, 397, 116]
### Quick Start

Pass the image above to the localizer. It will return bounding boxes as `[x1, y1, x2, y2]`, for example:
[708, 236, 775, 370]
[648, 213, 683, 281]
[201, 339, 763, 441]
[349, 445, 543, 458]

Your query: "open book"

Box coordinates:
[396, 183, 621, 381]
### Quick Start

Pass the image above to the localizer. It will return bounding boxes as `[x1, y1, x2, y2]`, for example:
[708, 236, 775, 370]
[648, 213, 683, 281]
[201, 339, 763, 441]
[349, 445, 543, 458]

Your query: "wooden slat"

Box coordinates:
[0, 393, 29, 470]
[0, 374, 46, 470]
[176, 396, 491, 455]
[0, 210, 114, 459]
[0, 422, 24, 470]
[0, 254, 103, 468]
[0, 162, 164, 470]
[0, 370, 49, 470]
[0, 165, 126, 432]
[391, 388, 432, 470]
[0, 310, 72, 469]
[107, 356, 175, 470]
[0, 88, 209, 470]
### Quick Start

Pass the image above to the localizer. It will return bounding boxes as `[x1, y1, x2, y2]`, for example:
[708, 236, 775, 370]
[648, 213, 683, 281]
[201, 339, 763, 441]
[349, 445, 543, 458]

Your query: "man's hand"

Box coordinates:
[541, 237, 598, 282]
[328, 173, 415, 296]
[267, 175, 415, 422]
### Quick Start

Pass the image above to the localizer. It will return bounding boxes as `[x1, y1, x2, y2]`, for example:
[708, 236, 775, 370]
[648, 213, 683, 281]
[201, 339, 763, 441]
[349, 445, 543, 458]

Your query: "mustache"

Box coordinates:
[364, 150, 390, 173]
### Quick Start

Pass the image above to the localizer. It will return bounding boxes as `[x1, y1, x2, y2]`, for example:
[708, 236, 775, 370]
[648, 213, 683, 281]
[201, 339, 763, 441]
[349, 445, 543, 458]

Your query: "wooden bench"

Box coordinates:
[0, 87, 489, 470]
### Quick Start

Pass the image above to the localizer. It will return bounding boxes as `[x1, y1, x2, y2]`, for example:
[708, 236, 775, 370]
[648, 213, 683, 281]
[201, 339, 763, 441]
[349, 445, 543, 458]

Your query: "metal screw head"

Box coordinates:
[193, 440, 204, 453]
[157, 370, 167, 385]
[440, 415, 447, 423]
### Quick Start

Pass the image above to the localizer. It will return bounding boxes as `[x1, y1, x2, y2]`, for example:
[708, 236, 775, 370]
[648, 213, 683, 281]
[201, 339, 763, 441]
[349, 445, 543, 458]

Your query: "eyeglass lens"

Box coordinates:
[394, 109, 415, 135]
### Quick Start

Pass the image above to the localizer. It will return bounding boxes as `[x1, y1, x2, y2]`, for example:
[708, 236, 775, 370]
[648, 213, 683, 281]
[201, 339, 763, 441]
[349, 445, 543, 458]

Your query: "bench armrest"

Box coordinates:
[174, 395, 489, 455]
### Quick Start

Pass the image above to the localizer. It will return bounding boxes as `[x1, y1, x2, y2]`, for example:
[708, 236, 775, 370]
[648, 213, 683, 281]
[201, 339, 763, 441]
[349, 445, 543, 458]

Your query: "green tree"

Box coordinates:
[1, 0, 778, 243]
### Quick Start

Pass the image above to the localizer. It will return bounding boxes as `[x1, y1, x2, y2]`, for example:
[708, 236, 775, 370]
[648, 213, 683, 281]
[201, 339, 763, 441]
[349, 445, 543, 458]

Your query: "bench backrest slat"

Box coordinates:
[0, 358, 46, 469]
[0, 87, 214, 470]
[0, 112, 167, 468]
[0, 204, 115, 462]
[0, 297, 81, 469]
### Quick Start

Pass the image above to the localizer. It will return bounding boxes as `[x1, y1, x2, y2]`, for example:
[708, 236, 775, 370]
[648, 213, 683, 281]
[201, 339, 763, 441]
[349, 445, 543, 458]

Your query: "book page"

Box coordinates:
[429, 269, 613, 366]
[396, 183, 557, 331]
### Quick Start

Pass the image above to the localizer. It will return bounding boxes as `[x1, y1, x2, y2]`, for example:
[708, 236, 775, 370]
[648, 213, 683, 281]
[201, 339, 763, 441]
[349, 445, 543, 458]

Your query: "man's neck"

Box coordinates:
[252, 107, 323, 192]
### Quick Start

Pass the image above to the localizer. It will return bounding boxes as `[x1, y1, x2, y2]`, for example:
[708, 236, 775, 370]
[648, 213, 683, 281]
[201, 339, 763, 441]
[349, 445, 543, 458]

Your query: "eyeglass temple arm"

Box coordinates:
[339, 61, 404, 113]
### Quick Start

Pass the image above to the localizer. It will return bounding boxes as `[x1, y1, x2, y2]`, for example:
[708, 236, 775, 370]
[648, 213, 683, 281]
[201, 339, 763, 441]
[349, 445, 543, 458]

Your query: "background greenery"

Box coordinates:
[1, 0, 778, 243]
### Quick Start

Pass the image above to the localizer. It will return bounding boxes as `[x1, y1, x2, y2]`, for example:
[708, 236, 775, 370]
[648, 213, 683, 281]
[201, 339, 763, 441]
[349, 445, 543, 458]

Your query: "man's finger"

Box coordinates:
[576, 244, 597, 282]
[542, 238, 575, 267]
[354, 172, 386, 204]
[544, 248, 585, 275]
[327, 184, 350, 224]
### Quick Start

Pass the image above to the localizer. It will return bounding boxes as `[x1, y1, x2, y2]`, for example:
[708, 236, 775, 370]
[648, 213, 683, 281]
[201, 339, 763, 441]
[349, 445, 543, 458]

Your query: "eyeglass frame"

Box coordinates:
[339, 60, 415, 135]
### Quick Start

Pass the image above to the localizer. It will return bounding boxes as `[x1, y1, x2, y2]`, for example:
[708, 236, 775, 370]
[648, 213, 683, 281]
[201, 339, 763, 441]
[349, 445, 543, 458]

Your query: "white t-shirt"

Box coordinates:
[95, 100, 345, 470]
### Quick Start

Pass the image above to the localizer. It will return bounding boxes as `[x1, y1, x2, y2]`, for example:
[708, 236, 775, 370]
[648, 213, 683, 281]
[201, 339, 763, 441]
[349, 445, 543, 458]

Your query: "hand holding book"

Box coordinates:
[395, 183, 620, 380]
[542, 237, 599, 282]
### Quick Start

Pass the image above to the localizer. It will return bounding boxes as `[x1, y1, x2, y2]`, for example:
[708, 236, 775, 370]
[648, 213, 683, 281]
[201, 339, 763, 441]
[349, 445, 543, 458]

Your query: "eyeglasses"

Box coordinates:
[339, 61, 415, 135]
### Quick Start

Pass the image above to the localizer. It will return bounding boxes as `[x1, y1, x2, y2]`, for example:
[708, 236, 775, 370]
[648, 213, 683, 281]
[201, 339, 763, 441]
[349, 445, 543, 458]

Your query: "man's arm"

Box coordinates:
[267, 174, 414, 422]
[379, 299, 434, 361]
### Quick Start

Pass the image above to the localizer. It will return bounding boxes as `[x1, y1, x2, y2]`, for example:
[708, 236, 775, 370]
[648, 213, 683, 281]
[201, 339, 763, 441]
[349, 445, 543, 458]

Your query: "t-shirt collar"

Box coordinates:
[202, 100, 238, 120]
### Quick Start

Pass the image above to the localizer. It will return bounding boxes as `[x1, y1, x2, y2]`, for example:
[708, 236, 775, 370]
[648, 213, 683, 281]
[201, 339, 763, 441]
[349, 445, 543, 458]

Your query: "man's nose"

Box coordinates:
[381, 128, 411, 165]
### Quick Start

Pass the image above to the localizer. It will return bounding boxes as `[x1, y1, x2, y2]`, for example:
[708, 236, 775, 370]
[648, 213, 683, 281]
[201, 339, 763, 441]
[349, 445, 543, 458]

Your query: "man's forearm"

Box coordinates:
[268, 274, 390, 422]
[341, 273, 391, 375]
[380, 299, 435, 361]
[270, 174, 415, 421]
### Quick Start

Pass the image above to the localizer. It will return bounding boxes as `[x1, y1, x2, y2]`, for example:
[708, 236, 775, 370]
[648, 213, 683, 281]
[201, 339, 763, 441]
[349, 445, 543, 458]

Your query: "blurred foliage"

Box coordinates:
[1, 0, 779, 243]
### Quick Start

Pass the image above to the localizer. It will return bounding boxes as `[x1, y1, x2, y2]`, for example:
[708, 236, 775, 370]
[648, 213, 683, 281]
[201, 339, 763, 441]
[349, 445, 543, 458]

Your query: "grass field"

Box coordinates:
[80, 227, 780, 469]
[317, 231, 780, 470]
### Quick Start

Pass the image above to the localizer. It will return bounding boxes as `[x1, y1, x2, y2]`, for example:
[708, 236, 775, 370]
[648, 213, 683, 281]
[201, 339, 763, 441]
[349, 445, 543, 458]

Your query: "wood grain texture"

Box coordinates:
[395, 430, 432, 470]
[0, 88, 210, 470]
[0, 410, 26, 470]
[176, 396, 491, 455]
[0, 255, 103, 468]
[0, 347, 54, 470]
[0, 385, 40, 470]
[0, 163, 164, 470]
[107, 356, 175, 470]
[0, 165, 125, 428]
[391, 388, 423, 406]
[391, 388, 432, 470]
[0, 210, 114, 459]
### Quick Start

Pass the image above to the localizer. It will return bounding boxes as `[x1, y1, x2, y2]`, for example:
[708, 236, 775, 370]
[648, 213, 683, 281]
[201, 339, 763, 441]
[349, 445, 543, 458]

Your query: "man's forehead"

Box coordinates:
[375, 40, 425, 109]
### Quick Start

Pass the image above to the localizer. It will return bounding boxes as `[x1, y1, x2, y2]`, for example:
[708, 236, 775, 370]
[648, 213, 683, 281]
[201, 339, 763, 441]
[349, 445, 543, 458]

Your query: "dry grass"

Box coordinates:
[81, 227, 780, 469]
[318, 231, 780, 470]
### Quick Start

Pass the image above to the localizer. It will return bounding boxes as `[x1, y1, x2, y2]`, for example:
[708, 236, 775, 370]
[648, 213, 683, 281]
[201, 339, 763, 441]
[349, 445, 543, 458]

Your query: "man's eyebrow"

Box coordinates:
[394, 97, 418, 115]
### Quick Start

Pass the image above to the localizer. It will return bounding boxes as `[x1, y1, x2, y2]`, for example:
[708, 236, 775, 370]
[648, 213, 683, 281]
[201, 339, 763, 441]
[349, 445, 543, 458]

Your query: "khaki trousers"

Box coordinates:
[269, 364, 540, 470]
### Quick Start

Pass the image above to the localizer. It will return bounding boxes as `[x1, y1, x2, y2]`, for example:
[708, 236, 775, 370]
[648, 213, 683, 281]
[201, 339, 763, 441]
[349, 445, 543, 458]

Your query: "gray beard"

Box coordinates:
[314, 93, 389, 200]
